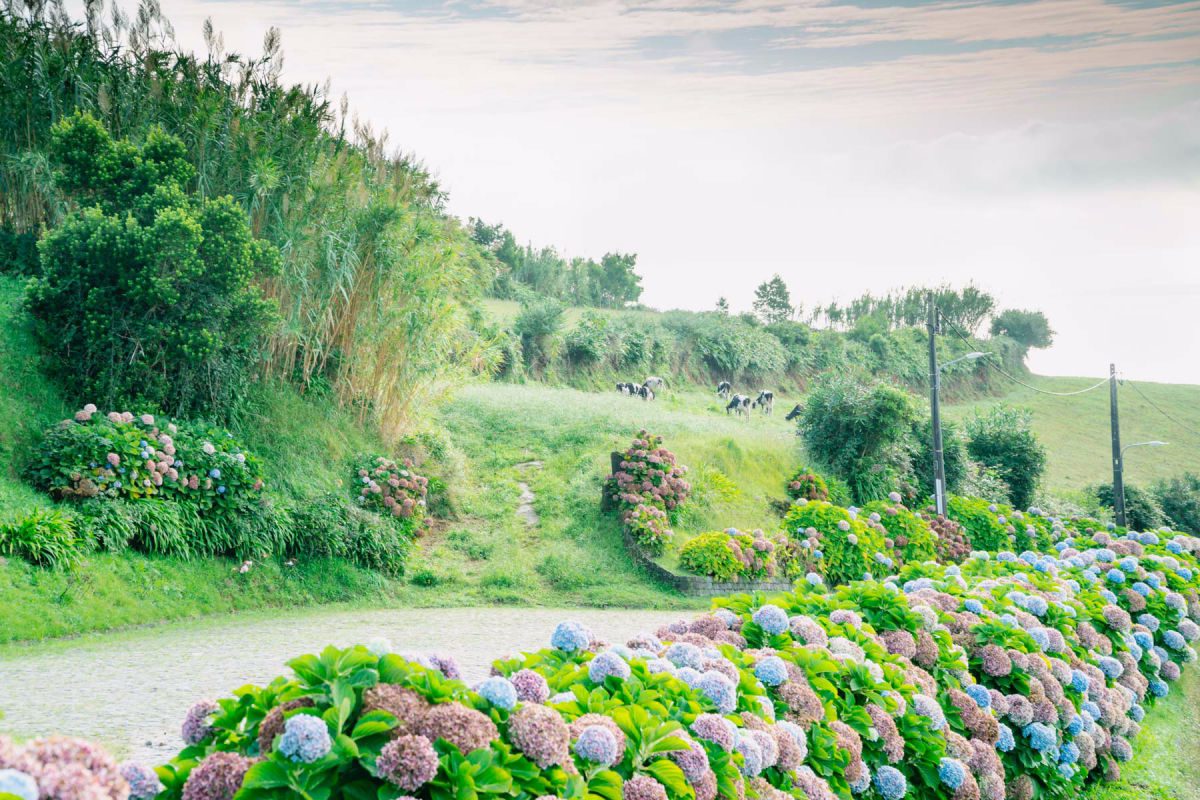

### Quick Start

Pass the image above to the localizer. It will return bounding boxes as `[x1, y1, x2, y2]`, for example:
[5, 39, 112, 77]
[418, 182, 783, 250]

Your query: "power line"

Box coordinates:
[1123, 378, 1200, 441]
[938, 316, 1109, 397]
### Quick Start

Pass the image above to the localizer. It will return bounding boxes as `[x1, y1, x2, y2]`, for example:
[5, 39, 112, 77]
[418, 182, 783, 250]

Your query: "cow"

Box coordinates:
[725, 394, 751, 417]
[643, 376, 667, 392]
[784, 404, 802, 421]
[638, 384, 655, 401]
[716, 381, 732, 399]
[616, 382, 637, 395]
[752, 390, 774, 415]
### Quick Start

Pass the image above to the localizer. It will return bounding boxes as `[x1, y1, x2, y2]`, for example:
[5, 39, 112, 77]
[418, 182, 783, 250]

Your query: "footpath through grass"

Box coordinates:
[1081, 665, 1200, 800]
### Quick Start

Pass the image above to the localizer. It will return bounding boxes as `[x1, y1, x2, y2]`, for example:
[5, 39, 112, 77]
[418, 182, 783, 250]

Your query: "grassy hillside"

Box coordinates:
[946, 375, 1200, 492]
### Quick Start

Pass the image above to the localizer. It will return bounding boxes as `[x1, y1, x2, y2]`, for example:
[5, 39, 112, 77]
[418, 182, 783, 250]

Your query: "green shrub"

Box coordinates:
[27, 113, 278, 417]
[946, 495, 1012, 552]
[907, 417, 968, 500]
[1093, 482, 1172, 532]
[1154, 474, 1200, 534]
[965, 405, 1046, 509]
[29, 405, 265, 513]
[0, 507, 82, 569]
[862, 500, 938, 564]
[513, 297, 564, 371]
[679, 531, 744, 581]
[352, 455, 428, 536]
[784, 466, 829, 502]
[795, 376, 919, 503]
[289, 494, 413, 574]
[563, 311, 611, 365]
[782, 500, 887, 585]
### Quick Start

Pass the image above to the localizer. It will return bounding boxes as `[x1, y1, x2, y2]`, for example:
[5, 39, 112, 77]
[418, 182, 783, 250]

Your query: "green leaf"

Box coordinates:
[240, 760, 290, 790]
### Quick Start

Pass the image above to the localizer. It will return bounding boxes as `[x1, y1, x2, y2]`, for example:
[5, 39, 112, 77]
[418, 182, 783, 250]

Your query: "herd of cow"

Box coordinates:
[614, 376, 801, 421]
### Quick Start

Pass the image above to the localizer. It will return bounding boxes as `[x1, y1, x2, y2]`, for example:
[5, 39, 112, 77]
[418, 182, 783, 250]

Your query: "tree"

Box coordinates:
[27, 113, 278, 417]
[715, 297, 730, 315]
[908, 417, 968, 500]
[596, 251, 642, 308]
[990, 309, 1054, 353]
[1153, 474, 1200, 534]
[1095, 483, 1172, 532]
[965, 406, 1047, 509]
[796, 376, 920, 503]
[752, 274, 793, 324]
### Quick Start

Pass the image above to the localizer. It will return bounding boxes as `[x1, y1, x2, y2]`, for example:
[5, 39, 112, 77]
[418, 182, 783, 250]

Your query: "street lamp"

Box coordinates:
[1122, 441, 1168, 457]
[927, 302, 991, 516]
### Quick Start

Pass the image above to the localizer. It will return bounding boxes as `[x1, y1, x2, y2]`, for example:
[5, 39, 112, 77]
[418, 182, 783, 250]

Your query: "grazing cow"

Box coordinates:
[725, 394, 751, 417]
[643, 376, 667, 392]
[638, 384, 655, 401]
[752, 390, 774, 415]
[716, 381, 732, 399]
[784, 404, 802, 421]
[616, 382, 637, 395]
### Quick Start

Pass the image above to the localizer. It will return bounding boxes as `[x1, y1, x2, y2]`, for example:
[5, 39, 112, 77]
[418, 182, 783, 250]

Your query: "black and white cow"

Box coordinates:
[616, 382, 636, 395]
[643, 376, 667, 392]
[752, 390, 774, 415]
[784, 404, 802, 421]
[716, 381, 732, 399]
[725, 394, 751, 417]
[638, 384, 655, 401]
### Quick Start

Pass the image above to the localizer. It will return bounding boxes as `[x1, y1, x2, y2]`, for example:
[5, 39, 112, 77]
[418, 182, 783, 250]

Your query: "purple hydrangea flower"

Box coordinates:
[573, 725, 619, 766]
[182, 700, 219, 745]
[278, 715, 332, 763]
[589, 651, 632, 683]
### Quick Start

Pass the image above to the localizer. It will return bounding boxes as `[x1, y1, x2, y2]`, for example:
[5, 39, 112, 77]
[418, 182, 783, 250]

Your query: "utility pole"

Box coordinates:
[928, 295, 947, 516]
[1110, 363, 1126, 527]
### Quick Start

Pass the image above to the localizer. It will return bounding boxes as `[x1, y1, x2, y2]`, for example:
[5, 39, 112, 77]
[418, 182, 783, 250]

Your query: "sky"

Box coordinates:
[123, 0, 1199, 382]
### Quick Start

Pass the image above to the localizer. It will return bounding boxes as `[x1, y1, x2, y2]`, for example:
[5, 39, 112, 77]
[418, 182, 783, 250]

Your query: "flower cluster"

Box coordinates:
[354, 455, 428, 523]
[785, 467, 830, 502]
[679, 529, 799, 582]
[604, 431, 690, 553]
[29, 405, 264, 509]
[0, 735, 133, 800]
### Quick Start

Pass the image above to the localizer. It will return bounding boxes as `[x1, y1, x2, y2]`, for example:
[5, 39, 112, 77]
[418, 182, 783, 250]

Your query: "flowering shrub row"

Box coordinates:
[679, 529, 801, 582]
[96, 519, 1197, 800]
[604, 431, 691, 553]
[28, 405, 264, 512]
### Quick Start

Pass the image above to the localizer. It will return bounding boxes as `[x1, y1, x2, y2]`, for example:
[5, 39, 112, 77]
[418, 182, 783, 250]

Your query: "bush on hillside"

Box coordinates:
[782, 500, 889, 584]
[965, 405, 1047, 509]
[289, 494, 414, 574]
[1094, 483, 1172, 532]
[1154, 474, 1200, 534]
[679, 528, 798, 581]
[604, 430, 690, 553]
[353, 455, 428, 528]
[946, 495, 1013, 552]
[514, 297, 564, 372]
[0, 506, 81, 569]
[795, 376, 920, 503]
[27, 113, 278, 417]
[785, 467, 830, 502]
[862, 498, 939, 564]
[925, 513, 971, 563]
[29, 405, 265, 511]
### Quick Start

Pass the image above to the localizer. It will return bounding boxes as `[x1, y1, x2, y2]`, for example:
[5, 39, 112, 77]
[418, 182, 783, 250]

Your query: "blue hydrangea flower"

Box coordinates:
[551, 621, 592, 652]
[209, 468, 221, 480]
[754, 656, 789, 687]
[1059, 742, 1079, 765]
[1131, 582, 1151, 597]
[1029, 628, 1050, 652]
[873, 766, 907, 800]
[698, 671, 737, 714]
[1058, 763, 1076, 780]
[1028, 597, 1049, 617]
[813, 550, 824, 559]
[997, 551, 1017, 562]
[912, 694, 946, 731]
[1023, 722, 1057, 753]
[713, 608, 739, 629]
[1134, 630, 1155, 649]
[965, 684, 991, 708]
[1106, 569, 1125, 584]
[850, 766, 871, 795]
[1119, 557, 1137, 573]
[478, 676, 519, 709]
[1164, 630, 1187, 651]
[938, 758, 966, 790]
[0, 770, 38, 800]
[1096, 548, 1116, 562]
[1081, 701, 1101, 721]
[735, 733, 763, 776]
[675, 667, 703, 687]
[588, 652, 631, 684]
[278, 714, 332, 763]
[1177, 567, 1193, 581]
[805, 572, 824, 587]
[574, 725, 619, 765]
[1066, 715, 1083, 736]
[996, 724, 1015, 752]
[549, 691, 575, 704]
[963, 599, 984, 615]
[647, 658, 676, 675]
[1138, 613, 1162, 633]
[753, 605, 789, 635]
[1129, 704, 1145, 722]
[1070, 670, 1089, 694]
[666, 642, 703, 670]
[1166, 540, 1184, 554]
[1098, 656, 1123, 679]
[1150, 679, 1169, 698]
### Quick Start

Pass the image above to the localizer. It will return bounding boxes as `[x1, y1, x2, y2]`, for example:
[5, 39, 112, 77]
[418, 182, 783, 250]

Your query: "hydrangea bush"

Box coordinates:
[785, 468, 830, 503]
[679, 529, 799, 582]
[604, 431, 691, 553]
[28, 405, 264, 511]
[782, 500, 889, 585]
[353, 455, 429, 530]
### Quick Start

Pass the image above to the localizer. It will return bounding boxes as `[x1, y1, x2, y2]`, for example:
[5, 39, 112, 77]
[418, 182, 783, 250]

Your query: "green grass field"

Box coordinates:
[947, 375, 1200, 492]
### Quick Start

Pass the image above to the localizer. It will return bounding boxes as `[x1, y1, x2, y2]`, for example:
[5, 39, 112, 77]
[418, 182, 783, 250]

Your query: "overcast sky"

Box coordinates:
[138, 0, 1199, 383]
